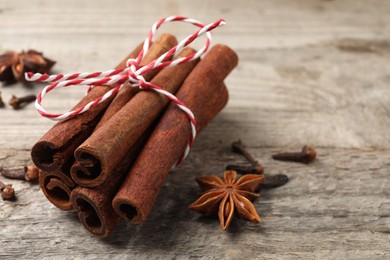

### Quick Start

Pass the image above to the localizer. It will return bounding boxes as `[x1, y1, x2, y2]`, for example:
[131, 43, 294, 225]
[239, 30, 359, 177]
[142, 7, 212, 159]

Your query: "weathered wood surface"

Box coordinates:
[1, 148, 389, 259]
[1, 0, 389, 259]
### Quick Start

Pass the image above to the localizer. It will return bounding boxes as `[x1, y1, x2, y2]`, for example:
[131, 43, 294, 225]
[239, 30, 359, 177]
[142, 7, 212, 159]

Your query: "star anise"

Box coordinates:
[0, 49, 55, 84]
[189, 170, 264, 230]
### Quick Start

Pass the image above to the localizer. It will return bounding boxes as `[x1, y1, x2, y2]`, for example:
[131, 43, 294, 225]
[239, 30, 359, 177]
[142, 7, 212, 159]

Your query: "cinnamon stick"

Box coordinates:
[70, 48, 200, 236]
[35, 42, 145, 211]
[94, 34, 177, 130]
[30, 44, 142, 173]
[37, 36, 176, 210]
[112, 44, 238, 223]
[71, 179, 121, 237]
[72, 47, 199, 188]
[39, 169, 76, 210]
[69, 34, 178, 182]
[31, 34, 177, 173]
[70, 130, 150, 237]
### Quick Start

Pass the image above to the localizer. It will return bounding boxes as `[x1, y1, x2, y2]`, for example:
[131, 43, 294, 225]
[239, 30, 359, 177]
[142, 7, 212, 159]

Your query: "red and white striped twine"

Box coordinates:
[26, 16, 225, 165]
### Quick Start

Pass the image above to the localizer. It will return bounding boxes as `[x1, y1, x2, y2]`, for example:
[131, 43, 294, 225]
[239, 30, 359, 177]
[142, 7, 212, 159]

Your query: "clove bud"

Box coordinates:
[272, 146, 316, 164]
[9, 94, 36, 110]
[0, 164, 39, 181]
[0, 181, 15, 200]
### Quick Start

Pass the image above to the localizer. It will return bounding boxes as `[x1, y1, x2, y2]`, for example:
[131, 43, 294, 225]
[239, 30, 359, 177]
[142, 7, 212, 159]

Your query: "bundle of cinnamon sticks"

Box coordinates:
[32, 34, 238, 237]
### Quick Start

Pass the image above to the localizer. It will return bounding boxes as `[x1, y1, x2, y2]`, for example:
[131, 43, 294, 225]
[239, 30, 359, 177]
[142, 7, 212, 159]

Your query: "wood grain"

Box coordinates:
[0, 0, 389, 259]
[0, 147, 389, 259]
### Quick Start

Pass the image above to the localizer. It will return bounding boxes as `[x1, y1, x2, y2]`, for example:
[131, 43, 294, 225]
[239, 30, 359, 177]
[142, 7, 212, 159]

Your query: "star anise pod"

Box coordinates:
[0, 49, 55, 84]
[189, 170, 264, 230]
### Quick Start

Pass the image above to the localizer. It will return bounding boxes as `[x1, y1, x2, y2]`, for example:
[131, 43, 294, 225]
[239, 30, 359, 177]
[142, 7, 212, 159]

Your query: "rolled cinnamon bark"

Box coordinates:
[70, 48, 200, 237]
[31, 34, 177, 173]
[70, 130, 149, 237]
[72, 47, 199, 188]
[39, 169, 76, 210]
[37, 36, 176, 211]
[70, 161, 128, 237]
[71, 180, 121, 237]
[30, 44, 142, 172]
[70, 34, 178, 182]
[94, 34, 177, 130]
[35, 41, 146, 211]
[112, 44, 238, 223]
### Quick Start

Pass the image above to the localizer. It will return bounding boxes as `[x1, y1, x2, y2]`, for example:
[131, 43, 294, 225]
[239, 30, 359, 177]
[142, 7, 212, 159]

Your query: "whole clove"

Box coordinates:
[260, 173, 289, 188]
[0, 181, 15, 200]
[272, 145, 316, 164]
[228, 140, 289, 189]
[25, 165, 40, 181]
[228, 140, 264, 174]
[0, 165, 39, 181]
[9, 94, 36, 110]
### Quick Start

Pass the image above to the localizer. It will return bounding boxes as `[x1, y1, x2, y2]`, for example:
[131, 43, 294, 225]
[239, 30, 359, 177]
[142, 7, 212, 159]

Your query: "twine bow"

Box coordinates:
[26, 16, 225, 164]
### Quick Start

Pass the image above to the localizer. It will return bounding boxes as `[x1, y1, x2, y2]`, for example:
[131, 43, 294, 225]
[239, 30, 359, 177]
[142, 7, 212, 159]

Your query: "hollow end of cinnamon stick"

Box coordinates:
[72, 196, 106, 237]
[31, 141, 61, 172]
[39, 171, 75, 211]
[112, 199, 140, 223]
[71, 153, 104, 187]
[71, 190, 121, 238]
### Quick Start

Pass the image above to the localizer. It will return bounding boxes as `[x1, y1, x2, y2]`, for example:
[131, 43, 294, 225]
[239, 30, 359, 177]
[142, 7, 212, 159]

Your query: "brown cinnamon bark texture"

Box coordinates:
[30, 44, 143, 173]
[94, 34, 177, 130]
[39, 170, 76, 210]
[35, 42, 145, 211]
[71, 162, 128, 237]
[31, 34, 177, 173]
[36, 35, 176, 211]
[70, 48, 199, 237]
[71, 179, 122, 238]
[70, 130, 150, 237]
[72, 47, 199, 188]
[70, 34, 178, 184]
[112, 44, 238, 223]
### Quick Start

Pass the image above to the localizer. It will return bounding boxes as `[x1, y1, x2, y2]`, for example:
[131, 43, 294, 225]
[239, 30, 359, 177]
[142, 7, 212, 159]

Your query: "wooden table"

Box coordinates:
[1, 0, 389, 259]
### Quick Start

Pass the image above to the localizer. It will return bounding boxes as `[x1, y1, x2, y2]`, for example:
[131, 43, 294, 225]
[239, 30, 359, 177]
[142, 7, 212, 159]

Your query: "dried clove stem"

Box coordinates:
[226, 162, 264, 174]
[272, 145, 316, 164]
[260, 174, 289, 188]
[229, 140, 264, 174]
[231, 140, 257, 164]
[0, 165, 39, 181]
[229, 140, 289, 189]
[9, 94, 36, 110]
[0, 181, 15, 200]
